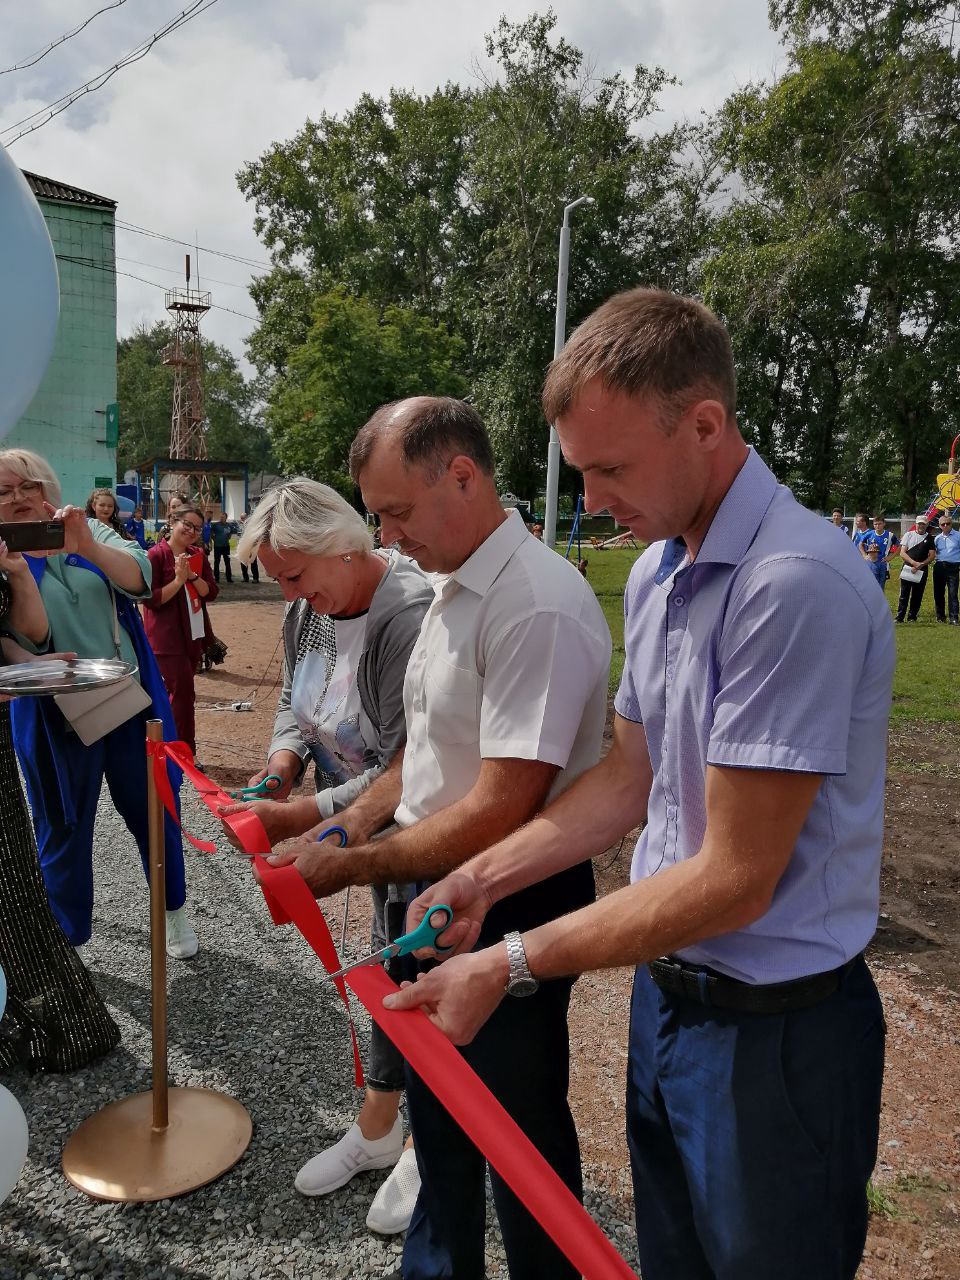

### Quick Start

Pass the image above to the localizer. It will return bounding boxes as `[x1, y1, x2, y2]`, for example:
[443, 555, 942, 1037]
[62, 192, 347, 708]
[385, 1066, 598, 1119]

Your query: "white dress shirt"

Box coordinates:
[395, 509, 612, 827]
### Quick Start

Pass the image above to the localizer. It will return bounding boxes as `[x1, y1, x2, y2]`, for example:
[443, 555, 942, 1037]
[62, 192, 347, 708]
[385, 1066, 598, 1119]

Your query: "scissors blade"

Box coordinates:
[327, 947, 392, 982]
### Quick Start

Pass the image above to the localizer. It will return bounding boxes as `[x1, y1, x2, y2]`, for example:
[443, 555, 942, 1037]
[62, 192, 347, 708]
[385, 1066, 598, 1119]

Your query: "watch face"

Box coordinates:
[506, 976, 539, 998]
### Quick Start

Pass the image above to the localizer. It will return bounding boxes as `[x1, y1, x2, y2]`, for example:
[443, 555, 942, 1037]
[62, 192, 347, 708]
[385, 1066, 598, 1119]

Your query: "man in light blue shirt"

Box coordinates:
[933, 514, 960, 623]
[389, 288, 893, 1280]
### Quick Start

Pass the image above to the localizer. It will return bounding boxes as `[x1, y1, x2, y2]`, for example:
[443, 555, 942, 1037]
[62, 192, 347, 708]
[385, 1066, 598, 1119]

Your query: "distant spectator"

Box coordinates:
[863, 542, 887, 589]
[531, 523, 543, 540]
[85, 488, 130, 540]
[125, 505, 147, 548]
[210, 513, 237, 583]
[852, 512, 870, 547]
[933, 514, 960, 624]
[860, 516, 899, 583]
[895, 516, 936, 623]
[202, 514, 212, 557]
[238, 512, 260, 584]
[828, 507, 849, 534]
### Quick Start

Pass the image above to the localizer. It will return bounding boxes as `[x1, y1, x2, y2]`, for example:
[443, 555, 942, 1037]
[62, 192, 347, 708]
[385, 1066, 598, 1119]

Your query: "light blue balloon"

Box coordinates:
[0, 144, 60, 438]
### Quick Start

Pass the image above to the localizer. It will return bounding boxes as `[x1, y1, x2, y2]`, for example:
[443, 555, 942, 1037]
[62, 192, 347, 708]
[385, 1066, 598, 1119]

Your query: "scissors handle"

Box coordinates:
[391, 904, 455, 958]
[316, 825, 348, 848]
[228, 773, 284, 800]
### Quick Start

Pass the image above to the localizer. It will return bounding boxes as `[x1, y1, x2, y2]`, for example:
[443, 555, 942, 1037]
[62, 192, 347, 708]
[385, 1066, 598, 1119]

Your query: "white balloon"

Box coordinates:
[0, 144, 60, 439]
[0, 1083, 28, 1206]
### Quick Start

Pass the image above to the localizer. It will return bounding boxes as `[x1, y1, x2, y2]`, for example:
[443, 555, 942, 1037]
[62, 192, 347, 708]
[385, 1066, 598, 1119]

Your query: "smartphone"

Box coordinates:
[0, 520, 65, 553]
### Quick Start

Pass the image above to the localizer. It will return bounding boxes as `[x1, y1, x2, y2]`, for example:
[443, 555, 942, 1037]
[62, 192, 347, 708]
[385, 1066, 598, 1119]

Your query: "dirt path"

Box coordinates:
[198, 586, 960, 1278]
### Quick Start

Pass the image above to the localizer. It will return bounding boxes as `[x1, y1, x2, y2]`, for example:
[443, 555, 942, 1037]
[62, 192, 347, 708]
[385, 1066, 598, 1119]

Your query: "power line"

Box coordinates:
[116, 255, 261, 291]
[0, 1, 130, 75]
[1, 0, 221, 145]
[116, 220, 272, 271]
[25, 206, 273, 278]
[55, 253, 261, 324]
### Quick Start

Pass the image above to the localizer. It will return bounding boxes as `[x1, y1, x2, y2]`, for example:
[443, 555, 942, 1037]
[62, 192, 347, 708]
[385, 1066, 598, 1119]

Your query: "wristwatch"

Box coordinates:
[503, 931, 539, 997]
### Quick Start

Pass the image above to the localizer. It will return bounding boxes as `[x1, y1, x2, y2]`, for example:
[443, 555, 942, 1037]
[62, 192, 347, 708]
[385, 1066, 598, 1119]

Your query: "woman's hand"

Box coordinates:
[246, 750, 302, 801]
[0, 537, 29, 577]
[44, 504, 95, 557]
[173, 553, 192, 585]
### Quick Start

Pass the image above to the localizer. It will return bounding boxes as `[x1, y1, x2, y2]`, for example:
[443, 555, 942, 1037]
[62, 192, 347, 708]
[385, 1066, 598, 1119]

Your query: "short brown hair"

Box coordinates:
[349, 397, 494, 483]
[542, 287, 736, 425]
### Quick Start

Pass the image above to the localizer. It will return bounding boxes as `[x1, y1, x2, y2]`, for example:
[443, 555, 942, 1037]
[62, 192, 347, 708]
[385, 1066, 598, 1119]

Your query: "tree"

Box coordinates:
[266, 289, 467, 492]
[706, 0, 960, 512]
[237, 11, 702, 499]
[116, 323, 274, 480]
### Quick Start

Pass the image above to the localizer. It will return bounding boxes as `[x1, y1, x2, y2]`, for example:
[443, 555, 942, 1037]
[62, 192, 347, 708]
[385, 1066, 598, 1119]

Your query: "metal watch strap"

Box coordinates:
[504, 931, 538, 996]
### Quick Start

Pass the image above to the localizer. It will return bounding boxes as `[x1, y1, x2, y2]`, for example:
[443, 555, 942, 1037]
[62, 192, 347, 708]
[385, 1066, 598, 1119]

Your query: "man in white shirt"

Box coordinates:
[268, 396, 611, 1280]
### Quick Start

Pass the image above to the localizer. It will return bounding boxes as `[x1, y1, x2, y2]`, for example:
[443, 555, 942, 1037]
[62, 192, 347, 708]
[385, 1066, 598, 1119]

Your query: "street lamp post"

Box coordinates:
[544, 195, 594, 549]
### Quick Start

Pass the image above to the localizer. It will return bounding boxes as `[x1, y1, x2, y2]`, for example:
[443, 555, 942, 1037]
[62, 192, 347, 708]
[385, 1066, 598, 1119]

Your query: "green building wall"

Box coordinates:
[6, 194, 118, 505]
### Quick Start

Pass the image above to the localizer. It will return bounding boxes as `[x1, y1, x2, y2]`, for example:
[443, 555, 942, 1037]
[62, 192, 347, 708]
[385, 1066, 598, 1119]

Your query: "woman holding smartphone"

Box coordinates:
[0, 534, 119, 1071]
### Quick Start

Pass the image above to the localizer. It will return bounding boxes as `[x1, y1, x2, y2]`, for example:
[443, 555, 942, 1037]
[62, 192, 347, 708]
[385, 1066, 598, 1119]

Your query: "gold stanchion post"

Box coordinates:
[62, 719, 252, 1201]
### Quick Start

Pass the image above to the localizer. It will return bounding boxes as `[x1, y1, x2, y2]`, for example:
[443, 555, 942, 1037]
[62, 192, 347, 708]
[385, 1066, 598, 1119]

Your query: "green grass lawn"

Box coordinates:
[581, 547, 960, 724]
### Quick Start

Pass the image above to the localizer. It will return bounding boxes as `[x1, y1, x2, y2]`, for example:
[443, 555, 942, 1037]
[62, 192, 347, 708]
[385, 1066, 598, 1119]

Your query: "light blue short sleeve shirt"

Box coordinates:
[615, 448, 895, 983]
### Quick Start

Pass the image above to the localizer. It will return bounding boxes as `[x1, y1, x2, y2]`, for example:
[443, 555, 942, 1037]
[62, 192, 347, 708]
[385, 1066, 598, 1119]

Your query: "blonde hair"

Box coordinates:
[236, 477, 373, 565]
[0, 448, 61, 505]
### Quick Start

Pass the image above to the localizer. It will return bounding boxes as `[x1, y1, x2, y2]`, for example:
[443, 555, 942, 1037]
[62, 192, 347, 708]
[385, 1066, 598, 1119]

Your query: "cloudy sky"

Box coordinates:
[1, 1, 786, 369]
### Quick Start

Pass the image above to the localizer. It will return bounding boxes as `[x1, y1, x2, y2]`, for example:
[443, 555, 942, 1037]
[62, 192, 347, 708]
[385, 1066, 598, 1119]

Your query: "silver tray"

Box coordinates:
[0, 658, 136, 696]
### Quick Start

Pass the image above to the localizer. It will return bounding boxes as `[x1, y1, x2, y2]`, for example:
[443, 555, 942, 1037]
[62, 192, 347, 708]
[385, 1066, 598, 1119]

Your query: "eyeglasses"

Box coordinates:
[0, 480, 41, 504]
[179, 520, 203, 535]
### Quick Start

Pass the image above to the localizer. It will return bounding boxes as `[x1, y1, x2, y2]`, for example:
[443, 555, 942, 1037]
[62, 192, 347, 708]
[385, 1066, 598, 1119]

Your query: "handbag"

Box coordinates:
[900, 564, 924, 584]
[53, 585, 151, 745]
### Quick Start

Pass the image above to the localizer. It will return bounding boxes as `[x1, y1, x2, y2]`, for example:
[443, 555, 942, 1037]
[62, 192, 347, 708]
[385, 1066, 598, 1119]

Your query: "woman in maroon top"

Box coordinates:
[142, 505, 218, 753]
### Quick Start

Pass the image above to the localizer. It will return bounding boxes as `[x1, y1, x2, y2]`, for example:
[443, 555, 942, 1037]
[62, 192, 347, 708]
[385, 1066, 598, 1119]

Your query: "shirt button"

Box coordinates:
[673, 595, 685, 607]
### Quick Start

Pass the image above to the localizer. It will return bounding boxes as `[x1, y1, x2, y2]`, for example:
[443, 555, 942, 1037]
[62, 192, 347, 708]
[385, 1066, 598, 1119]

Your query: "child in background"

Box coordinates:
[864, 543, 887, 589]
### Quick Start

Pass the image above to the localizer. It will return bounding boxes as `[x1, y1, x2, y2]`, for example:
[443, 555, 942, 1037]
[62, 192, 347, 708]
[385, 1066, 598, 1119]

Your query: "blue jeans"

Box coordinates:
[402, 976, 582, 1280]
[18, 710, 187, 945]
[627, 956, 885, 1280]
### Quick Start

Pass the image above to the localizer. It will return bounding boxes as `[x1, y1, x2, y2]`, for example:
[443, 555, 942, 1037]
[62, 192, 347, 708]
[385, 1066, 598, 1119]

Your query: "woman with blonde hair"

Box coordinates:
[220, 476, 431, 1234]
[0, 448, 197, 960]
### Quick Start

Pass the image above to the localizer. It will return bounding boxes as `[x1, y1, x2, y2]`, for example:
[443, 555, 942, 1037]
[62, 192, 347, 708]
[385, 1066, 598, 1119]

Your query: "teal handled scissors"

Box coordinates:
[327, 904, 455, 981]
[228, 773, 285, 800]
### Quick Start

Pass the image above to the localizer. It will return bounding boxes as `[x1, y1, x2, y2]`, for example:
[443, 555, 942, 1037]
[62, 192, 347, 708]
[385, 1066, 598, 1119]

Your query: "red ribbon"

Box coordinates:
[150, 738, 638, 1280]
[148, 739, 364, 1088]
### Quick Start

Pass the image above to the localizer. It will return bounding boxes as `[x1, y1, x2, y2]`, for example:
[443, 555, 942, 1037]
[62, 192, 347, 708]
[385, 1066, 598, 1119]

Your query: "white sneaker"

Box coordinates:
[295, 1118, 403, 1197]
[366, 1146, 420, 1235]
[165, 907, 199, 959]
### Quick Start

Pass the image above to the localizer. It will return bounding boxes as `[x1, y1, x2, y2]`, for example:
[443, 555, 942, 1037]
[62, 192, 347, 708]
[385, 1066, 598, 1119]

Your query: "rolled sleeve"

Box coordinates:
[708, 557, 871, 776]
[479, 610, 610, 767]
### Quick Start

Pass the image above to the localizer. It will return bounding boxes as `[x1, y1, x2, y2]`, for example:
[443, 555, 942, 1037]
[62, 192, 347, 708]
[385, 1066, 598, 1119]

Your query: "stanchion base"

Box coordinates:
[62, 1087, 252, 1202]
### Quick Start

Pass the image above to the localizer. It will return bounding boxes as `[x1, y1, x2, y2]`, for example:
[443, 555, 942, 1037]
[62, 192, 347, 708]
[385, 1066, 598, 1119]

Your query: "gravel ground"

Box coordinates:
[0, 780, 641, 1280]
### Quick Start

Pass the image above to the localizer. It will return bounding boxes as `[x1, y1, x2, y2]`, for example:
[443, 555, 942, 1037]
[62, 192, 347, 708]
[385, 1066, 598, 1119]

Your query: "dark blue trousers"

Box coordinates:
[627, 957, 885, 1280]
[18, 710, 186, 946]
[402, 976, 582, 1280]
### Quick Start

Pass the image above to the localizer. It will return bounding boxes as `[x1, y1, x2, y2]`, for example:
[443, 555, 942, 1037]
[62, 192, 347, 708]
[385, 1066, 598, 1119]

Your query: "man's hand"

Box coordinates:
[404, 870, 493, 959]
[382, 945, 509, 1045]
[264, 836, 352, 899]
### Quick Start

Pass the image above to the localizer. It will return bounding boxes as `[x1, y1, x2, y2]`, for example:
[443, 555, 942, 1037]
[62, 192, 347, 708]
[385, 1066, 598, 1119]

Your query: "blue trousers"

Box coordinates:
[627, 957, 885, 1280]
[402, 976, 582, 1280]
[18, 710, 186, 946]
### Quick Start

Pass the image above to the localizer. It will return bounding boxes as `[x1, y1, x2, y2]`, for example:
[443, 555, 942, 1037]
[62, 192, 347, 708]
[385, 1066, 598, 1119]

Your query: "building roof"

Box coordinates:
[21, 170, 116, 211]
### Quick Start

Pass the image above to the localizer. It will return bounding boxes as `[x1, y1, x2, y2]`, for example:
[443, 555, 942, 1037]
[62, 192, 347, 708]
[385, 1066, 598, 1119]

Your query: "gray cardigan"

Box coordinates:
[268, 552, 432, 816]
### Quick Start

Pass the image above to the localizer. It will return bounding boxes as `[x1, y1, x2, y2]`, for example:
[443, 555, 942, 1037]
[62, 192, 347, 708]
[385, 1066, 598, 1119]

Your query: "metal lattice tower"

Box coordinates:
[163, 255, 212, 508]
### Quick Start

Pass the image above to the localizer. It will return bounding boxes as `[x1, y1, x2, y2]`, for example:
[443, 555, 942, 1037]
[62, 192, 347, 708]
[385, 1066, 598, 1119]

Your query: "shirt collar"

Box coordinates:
[452, 508, 529, 597]
[653, 447, 779, 588]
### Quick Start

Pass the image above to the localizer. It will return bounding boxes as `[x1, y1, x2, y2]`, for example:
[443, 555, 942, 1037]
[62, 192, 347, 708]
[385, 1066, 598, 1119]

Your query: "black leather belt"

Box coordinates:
[647, 955, 859, 1014]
